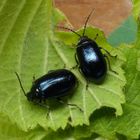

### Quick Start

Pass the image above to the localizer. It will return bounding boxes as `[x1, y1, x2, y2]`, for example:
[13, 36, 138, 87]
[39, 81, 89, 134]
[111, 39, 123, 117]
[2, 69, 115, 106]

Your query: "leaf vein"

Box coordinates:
[52, 42, 102, 107]
[17, 0, 43, 130]
[0, 0, 8, 13]
[88, 88, 102, 107]
[82, 86, 88, 121]
[0, 0, 26, 55]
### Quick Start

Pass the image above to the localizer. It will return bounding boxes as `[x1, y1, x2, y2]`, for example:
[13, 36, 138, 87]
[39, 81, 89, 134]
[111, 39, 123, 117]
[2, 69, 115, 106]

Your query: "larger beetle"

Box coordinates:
[58, 9, 116, 84]
[15, 69, 82, 111]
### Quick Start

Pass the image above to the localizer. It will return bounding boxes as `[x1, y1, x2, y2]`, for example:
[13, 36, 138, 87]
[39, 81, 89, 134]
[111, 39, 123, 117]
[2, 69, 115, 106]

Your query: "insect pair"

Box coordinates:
[16, 9, 116, 112]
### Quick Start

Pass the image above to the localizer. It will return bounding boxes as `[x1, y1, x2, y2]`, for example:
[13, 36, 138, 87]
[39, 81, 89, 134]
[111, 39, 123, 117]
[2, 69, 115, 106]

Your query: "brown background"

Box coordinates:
[55, 0, 132, 36]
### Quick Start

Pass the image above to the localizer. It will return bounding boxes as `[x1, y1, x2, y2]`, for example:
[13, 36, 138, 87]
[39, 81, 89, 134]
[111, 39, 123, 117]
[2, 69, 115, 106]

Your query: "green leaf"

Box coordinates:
[0, 113, 46, 140]
[42, 126, 108, 140]
[56, 26, 126, 109]
[107, 16, 137, 47]
[77, 44, 140, 139]
[132, 0, 140, 19]
[44, 26, 126, 130]
[0, 0, 53, 131]
[0, 0, 126, 132]
[74, 3, 140, 137]
[43, 127, 75, 140]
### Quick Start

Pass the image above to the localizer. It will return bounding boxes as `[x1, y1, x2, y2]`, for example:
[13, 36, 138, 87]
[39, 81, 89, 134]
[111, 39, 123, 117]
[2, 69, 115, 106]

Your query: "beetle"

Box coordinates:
[57, 9, 116, 85]
[15, 69, 82, 111]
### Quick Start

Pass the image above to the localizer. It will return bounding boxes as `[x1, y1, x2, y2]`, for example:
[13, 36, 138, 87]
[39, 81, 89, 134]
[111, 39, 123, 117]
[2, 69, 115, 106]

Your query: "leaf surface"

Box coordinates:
[75, 45, 140, 139]
[0, 0, 126, 131]
[132, 0, 140, 19]
[0, 113, 46, 140]
[79, 2, 140, 139]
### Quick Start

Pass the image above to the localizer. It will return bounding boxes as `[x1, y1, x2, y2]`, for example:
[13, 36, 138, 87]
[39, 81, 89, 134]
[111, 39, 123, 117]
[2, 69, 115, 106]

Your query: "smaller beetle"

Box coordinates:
[15, 69, 82, 111]
[76, 36, 107, 84]
[57, 9, 116, 85]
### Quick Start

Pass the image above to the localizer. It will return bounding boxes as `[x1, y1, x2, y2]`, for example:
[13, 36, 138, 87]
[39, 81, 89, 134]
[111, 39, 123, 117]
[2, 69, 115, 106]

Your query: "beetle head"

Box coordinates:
[26, 88, 41, 102]
[77, 36, 92, 46]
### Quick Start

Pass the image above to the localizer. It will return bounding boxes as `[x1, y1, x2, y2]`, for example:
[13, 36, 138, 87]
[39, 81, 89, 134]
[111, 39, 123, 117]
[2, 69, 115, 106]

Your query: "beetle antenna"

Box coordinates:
[56, 26, 82, 38]
[82, 8, 95, 36]
[15, 72, 27, 96]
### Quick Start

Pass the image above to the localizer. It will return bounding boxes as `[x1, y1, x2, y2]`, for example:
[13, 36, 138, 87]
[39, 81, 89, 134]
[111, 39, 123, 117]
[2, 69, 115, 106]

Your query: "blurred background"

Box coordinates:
[55, 0, 132, 36]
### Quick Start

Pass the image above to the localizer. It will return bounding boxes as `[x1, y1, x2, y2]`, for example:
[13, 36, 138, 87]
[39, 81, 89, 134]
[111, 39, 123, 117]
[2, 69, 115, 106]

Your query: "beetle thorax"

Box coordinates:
[77, 36, 92, 46]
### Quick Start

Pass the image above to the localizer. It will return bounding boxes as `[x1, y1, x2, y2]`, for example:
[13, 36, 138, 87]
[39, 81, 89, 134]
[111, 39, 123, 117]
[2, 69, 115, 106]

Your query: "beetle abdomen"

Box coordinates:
[77, 41, 107, 84]
[34, 69, 77, 98]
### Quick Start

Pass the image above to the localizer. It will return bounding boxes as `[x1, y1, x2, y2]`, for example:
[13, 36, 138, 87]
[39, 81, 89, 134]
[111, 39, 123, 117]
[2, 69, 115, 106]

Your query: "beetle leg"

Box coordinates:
[75, 53, 79, 64]
[33, 100, 50, 118]
[103, 54, 117, 74]
[32, 75, 36, 84]
[45, 101, 50, 118]
[94, 33, 99, 40]
[37, 100, 51, 117]
[33, 75, 35, 81]
[71, 53, 79, 69]
[77, 66, 83, 77]
[63, 64, 66, 68]
[77, 67, 89, 89]
[71, 64, 78, 70]
[41, 100, 51, 118]
[46, 107, 51, 118]
[33, 100, 50, 110]
[56, 98, 83, 112]
[85, 80, 89, 90]
[100, 47, 117, 58]
[40, 103, 50, 109]
[71, 43, 77, 48]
